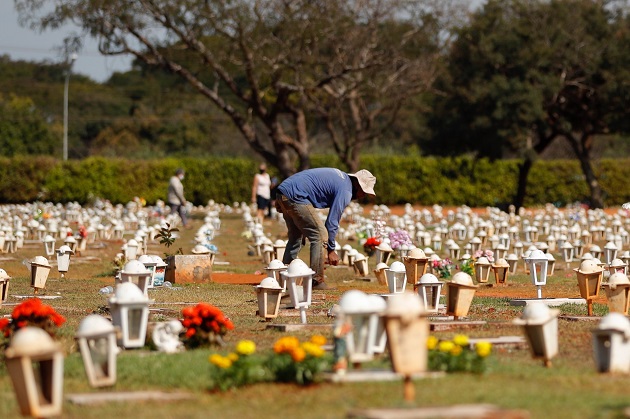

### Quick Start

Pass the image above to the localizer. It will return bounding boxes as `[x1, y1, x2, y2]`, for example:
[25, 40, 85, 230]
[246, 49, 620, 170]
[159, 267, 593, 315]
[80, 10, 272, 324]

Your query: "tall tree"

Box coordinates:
[428, 0, 630, 208]
[16, 0, 448, 177]
[0, 94, 57, 156]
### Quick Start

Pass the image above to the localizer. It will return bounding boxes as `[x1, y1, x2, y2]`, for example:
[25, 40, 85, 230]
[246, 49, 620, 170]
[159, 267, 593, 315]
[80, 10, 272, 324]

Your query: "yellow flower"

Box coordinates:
[236, 339, 256, 355]
[450, 345, 463, 356]
[274, 336, 300, 354]
[475, 341, 492, 358]
[427, 336, 438, 350]
[209, 354, 232, 368]
[438, 340, 455, 353]
[302, 341, 324, 357]
[310, 334, 327, 346]
[290, 347, 306, 362]
[227, 352, 239, 362]
[453, 334, 469, 347]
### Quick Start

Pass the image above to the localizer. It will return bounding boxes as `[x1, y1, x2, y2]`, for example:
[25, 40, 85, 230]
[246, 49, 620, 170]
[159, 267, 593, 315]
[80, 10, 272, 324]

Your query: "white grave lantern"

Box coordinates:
[138, 254, 157, 289]
[474, 256, 492, 284]
[255, 277, 284, 320]
[608, 258, 627, 276]
[385, 261, 408, 294]
[43, 234, 56, 258]
[340, 244, 353, 265]
[513, 241, 524, 258]
[602, 272, 630, 315]
[280, 258, 315, 324]
[56, 245, 73, 278]
[119, 260, 152, 297]
[15, 230, 24, 249]
[574, 259, 604, 316]
[546, 253, 556, 277]
[273, 239, 287, 262]
[265, 259, 287, 289]
[261, 244, 274, 265]
[592, 313, 630, 374]
[525, 249, 549, 299]
[506, 253, 519, 275]
[75, 315, 117, 387]
[383, 292, 428, 401]
[491, 258, 510, 286]
[0, 268, 10, 303]
[108, 282, 151, 349]
[445, 272, 478, 320]
[353, 253, 370, 278]
[339, 290, 387, 365]
[374, 242, 393, 265]
[124, 238, 139, 260]
[561, 241, 574, 269]
[403, 248, 429, 287]
[452, 222, 466, 241]
[448, 242, 461, 261]
[470, 236, 481, 253]
[604, 241, 618, 266]
[5, 327, 64, 418]
[151, 255, 167, 287]
[346, 248, 358, 268]
[63, 235, 78, 254]
[30, 256, 52, 294]
[416, 273, 444, 313]
[590, 244, 602, 260]
[373, 262, 389, 286]
[514, 302, 559, 367]
[573, 240, 584, 258]
[431, 233, 442, 251]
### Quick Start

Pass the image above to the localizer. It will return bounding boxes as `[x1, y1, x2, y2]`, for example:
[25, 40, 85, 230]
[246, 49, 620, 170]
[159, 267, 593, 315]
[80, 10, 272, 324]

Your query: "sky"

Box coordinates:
[0, 2, 132, 83]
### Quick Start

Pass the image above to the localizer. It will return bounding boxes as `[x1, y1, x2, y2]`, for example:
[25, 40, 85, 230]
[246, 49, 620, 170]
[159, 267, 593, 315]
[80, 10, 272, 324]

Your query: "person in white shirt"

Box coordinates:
[167, 168, 189, 228]
[251, 164, 271, 223]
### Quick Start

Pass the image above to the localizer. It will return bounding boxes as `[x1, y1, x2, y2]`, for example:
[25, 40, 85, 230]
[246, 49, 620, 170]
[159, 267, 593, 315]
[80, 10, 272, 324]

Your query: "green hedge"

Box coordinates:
[0, 155, 628, 207]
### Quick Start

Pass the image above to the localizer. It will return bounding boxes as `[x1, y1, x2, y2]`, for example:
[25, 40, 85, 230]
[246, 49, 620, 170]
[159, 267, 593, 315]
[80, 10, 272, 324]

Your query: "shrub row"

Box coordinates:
[0, 155, 628, 207]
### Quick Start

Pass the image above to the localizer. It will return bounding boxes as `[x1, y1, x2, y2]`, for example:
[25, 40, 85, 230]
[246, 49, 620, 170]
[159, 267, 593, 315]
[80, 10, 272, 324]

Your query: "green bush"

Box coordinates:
[0, 155, 629, 206]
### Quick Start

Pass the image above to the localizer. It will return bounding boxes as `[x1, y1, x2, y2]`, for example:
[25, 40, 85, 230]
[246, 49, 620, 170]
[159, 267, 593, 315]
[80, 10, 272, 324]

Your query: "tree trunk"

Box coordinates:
[514, 157, 533, 210]
[565, 133, 604, 209]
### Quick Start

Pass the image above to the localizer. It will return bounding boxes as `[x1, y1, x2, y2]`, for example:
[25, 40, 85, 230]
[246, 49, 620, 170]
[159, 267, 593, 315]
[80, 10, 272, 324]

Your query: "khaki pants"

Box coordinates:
[277, 193, 328, 282]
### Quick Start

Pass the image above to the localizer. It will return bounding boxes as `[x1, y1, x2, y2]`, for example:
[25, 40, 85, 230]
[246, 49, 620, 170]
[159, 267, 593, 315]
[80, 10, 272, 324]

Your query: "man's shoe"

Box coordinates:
[313, 281, 335, 290]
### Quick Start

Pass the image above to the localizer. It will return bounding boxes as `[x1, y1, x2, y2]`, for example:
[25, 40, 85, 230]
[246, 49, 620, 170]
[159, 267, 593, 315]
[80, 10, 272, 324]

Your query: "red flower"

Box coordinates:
[185, 328, 196, 338]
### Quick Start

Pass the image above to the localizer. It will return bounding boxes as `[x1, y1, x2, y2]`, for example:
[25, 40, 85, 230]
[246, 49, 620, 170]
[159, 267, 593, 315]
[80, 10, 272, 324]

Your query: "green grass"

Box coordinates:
[0, 210, 628, 418]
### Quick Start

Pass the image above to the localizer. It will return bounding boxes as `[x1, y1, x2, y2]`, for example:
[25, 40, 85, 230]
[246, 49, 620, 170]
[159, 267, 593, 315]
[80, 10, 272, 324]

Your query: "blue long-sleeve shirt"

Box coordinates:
[277, 168, 352, 250]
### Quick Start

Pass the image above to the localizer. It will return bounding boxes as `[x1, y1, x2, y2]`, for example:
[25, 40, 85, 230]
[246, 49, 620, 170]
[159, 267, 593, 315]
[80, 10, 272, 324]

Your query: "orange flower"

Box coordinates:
[290, 347, 306, 362]
[185, 328, 196, 338]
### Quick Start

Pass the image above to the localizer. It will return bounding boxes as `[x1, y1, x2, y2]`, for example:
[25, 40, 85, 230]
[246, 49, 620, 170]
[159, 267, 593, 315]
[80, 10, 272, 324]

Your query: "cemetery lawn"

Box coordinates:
[0, 208, 626, 419]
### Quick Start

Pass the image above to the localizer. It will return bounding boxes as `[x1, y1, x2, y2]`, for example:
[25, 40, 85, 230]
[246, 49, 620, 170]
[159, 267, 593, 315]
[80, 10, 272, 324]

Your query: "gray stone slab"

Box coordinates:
[325, 370, 444, 383]
[430, 321, 486, 331]
[347, 404, 529, 419]
[510, 297, 586, 307]
[266, 323, 332, 332]
[13, 295, 62, 300]
[468, 336, 526, 349]
[559, 315, 602, 322]
[66, 391, 193, 406]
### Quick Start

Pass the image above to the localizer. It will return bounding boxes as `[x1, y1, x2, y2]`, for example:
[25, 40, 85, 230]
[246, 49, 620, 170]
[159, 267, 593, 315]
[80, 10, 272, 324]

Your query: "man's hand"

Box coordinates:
[327, 249, 339, 266]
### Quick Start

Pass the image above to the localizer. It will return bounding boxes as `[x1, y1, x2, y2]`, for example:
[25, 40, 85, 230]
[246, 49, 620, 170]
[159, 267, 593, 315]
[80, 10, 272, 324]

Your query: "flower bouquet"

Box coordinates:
[0, 298, 66, 346]
[473, 249, 494, 263]
[268, 335, 331, 385]
[363, 236, 381, 256]
[432, 258, 453, 279]
[208, 340, 269, 391]
[427, 334, 492, 374]
[207, 335, 331, 391]
[181, 302, 234, 349]
[388, 229, 413, 250]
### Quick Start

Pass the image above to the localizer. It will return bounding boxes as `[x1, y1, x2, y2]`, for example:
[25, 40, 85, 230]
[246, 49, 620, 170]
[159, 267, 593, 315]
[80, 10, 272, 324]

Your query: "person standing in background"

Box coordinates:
[252, 163, 271, 223]
[167, 168, 190, 229]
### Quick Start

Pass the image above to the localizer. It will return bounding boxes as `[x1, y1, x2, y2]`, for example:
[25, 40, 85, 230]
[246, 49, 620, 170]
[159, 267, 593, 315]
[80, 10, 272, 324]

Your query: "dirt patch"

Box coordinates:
[211, 272, 265, 285]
